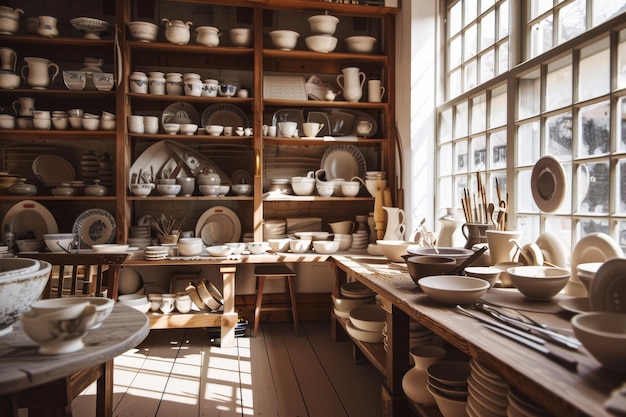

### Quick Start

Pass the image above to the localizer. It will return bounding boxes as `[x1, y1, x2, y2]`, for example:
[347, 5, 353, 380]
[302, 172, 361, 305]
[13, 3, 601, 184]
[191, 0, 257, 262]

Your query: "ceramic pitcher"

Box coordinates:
[0, 47, 17, 72]
[336, 67, 366, 103]
[382, 206, 406, 240]
[21, 57, 59, 89]
[12, 97, 35, 117]
[0, 6, 23, 35]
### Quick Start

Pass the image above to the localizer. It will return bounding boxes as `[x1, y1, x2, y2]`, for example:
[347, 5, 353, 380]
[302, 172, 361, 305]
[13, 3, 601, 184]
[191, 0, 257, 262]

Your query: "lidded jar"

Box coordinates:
[195, 26, 220, 47]
[165, 72, 183, 95]
[8, 178, 36, 195]
[84, 179, 108, 196]
[129, 71, 148, 94]
[183, 72, 202, 97]
[148, 71, 166, 95]
[202, 78, 219, 97]
[162, 19, 193, 45]
[197, 168, 221, 185]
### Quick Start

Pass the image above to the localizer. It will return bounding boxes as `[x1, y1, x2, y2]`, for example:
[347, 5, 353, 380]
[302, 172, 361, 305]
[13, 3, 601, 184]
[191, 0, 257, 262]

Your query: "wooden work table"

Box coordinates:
[328, 254, 624, 417]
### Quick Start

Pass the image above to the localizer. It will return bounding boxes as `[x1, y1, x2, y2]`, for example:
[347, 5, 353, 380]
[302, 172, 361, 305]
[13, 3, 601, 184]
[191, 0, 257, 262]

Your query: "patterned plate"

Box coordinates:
[72, 209, 116, 248]
[201, 103, 249, 128]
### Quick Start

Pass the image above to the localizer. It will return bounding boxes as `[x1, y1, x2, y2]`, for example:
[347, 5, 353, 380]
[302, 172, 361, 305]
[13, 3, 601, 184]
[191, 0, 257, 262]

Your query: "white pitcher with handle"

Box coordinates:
[336, 67, 366, 102]
[383, 206, 406, 240]
[21, 57, 59, 89]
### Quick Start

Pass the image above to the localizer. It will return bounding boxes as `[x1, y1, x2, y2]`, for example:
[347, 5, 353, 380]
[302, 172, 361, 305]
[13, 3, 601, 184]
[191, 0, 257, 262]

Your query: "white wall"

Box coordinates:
[395, 0, 438, 238]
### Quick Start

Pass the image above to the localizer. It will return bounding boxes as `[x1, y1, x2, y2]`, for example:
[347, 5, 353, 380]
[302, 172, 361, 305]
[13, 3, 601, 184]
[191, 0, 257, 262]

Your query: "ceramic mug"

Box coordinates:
[160, 294, 176, 314]
[302, 122, 323, 138]
[486, 230, 523, 264]
[367, 79, 385, 102]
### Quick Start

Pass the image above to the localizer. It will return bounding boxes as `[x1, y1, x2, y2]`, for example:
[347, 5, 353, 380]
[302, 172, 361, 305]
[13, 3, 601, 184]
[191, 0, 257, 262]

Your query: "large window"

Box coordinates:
[437, 0, 626, 254]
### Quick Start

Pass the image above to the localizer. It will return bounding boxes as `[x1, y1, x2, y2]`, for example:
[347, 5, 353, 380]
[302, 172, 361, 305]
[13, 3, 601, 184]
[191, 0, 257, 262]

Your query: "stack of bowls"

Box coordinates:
[128, 225, 152, 249]
[467, 359, 510, 417]
[351, 230, 369, 249]
[143, 245, 169, 260]
[427, 361, 471, 417]
[331, 293, 375, 319]
[575, 262, 602, 295]
[263, 219, 287, 239]
[334, 233, 353, 251]
[346, 304, 385, 343]
[507, 389, 552, 417]
[409, 320, 435, 348]
[305, 14, 338, 53]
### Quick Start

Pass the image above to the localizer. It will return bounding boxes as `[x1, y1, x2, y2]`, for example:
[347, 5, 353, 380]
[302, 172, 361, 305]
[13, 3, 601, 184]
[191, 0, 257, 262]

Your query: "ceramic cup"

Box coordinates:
[143, 115, 159, 134]
[278, 121, 297, 137]
[486, 230, 523, 264]
[128, 115, 144, 133]
[302, 122, 323, 138]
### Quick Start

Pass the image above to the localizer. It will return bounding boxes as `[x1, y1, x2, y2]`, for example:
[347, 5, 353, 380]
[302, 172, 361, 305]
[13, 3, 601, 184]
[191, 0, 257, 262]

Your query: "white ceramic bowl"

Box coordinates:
[225, 242, 246, 255]
[177, 237, 204, 256]
[268, 238, 292, 253]
[130, 183, 155, 197]
[231, 183, 252, 195]
[44, 233, 78, 253]
[407, 247, 474, 265]
[0, 72, 21, 89]
[206, 124, 224, 136]
[349, 304, 386, 332]
[127, 21, 159, 42]
[0, 259, 51, 336]
[269, 30, 299, 50]
[290, 239, 311, 253]
[82, 117, 100, 131]
[571, 312, 626, 372]
[331, 294, 375, 313]
[312, 240, 340, 254]
[157, 183, 181, 197]
[62, 71, 86, 90]
[463, 266, 501, 288]
[199, 184, 220, 196]
[230, 27, 252, 46]
[206, 245, 233, 257]
[345, 36, 377, 53]
[117, 294, 150, 313]
[294, 232, 331, 241]
[180, 123, 198, 135]
[376, 240, 412, 262]
[247, 241, 269, 254]
[291, 178, 315, 196]
[345, 319, 384, 343]
[305, 35, 338, 53]
[418, 275, 490, 305]
[507, 266, 570, 300]
[31, 296, 114, 329]
[316, 183, 334, 197]
[163, 123, 180, 135]
[307, 15, 339, 35]
[16, 239, 44, 252]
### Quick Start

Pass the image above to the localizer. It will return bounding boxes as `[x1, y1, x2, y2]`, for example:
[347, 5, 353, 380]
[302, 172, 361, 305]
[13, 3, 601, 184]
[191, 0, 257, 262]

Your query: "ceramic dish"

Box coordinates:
[161, 102, 200, 126]
[201, 103, 249, 128]
[92, 244, 129, 253]
[230, 169, 252, 185]
[72, 209, 116, 248]
[272, 109, 305, 135]
[570, 233, 623, 281]
[70, 17, 110, 34]
[32, 155, 75, 184]
[1, 200, 58, 242]
[558, 297, 591, 314]
[320, 144, 367, 181]
[535, 232, 567, 268]
[340, 281, 376, 299]
[530, 155, 566, 213]
[589, 258, 626, 311]
[195, 206, 241, 245]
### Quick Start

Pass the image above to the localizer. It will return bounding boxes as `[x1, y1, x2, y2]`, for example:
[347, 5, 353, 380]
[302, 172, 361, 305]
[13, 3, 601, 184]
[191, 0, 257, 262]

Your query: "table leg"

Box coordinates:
[220, 266, 237, 347]
[0, 394, 18, 417]
[96, 360, 114, 417]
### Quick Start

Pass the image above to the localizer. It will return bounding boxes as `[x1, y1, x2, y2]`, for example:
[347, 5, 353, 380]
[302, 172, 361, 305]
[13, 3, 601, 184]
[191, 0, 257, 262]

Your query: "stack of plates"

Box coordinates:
[80, 150, 99, 184]
[341, 281, 376, 299]
[143, 245, 169, 261]
[467, 359, 510, 417]
[0, 245, 8, 254]
[128, 225, 152, 249]
[507, 388, 551, 417]
[263, 219, 286, 239]
[410, 320, 434, 347]
[351, 230, 369, 249]
[97, 154, 114, 188]
[346, 304, 385, 343]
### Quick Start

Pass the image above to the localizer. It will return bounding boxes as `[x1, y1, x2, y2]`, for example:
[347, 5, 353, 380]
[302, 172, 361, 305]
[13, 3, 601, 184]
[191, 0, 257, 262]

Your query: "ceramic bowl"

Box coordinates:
[294, 232, 331, 241]
[405, 256, 457, 285]
[427, 378, 469, 417]
[231, 183, 252, 195]
[291, 178, 315, 196]
[0, 72, 21, 89]
[345, 319, 384, 343]
[82, 117, 100, 131]
[163, 123, 180, 135]
[407, 247, 474, 265]
[218, 84, 236, 97]
[268, 238, 292, 253]
[127, 21, 159, 42]
[69, 116, 83, 130]
[376, 240, 412, 262]
[230, 27, 252, 47]
[177, 237, 204, 256]
[345, 36, 377, 53]
[340, 181, 361, 197]
[247, 241, 269, 254]
[507, 266, 570, 300]
[331, 294, 375, 313]
[225, 242, 246, 255]
[316, 183, 334, 197]
[99, 118, 116, 130]
[180, 123, 198, 135]
[571, 312, 626, 372]
[206, 245, 233, 257]
[31, 296, 114, 329]
[307, 14, 339, 35]
[418, 275, 490, 305]
[157, 183, 181, 197]
[305, 35, 338, 53]
[218, 185, 230, 196]
[43, 233, 78, 253]
[0, 259, 51, 336]
[130, 183, 155, 197]
[289, 239, 311, 253]
[463, 266, 501, 288]
[93, 73, 115, 91]
[52, 117, 69, 130]
[269, 30, 299, 50]
[117, 294, 150, 313]
[20, 304, 97, 355]
[16, 239, 44, 252]
[206, 124, 224, 136]
[199, 184, 220, 196]
[312, 240, 340, 254]
[349, 304, 386, 332]
[62, 70, 86, 90]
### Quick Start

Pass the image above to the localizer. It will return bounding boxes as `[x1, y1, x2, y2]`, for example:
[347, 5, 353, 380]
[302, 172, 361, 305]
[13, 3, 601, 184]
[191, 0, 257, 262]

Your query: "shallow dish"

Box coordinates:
[418, 275, 489, 305]
[206, 245, 232, 257]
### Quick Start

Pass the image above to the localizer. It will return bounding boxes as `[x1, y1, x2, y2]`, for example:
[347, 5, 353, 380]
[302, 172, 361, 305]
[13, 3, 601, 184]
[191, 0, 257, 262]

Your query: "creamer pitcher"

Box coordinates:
[336, 67, 366, 102]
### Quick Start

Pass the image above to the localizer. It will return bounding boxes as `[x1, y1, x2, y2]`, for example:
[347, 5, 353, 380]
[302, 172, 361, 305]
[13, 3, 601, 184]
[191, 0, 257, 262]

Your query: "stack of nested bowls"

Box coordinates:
[350, 230, 369, 249]
[346, 304, 385, 343]
[427, 360, 471, 417]
[128, 225, 152, 249]
[263, 219, 286, 239]
[306, 14, 338, 53]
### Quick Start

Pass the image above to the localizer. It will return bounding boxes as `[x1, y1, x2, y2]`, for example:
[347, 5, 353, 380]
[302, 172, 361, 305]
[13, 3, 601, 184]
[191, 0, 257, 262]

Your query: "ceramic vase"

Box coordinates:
[402, 344, 447, 405]
[336, 66, 366, 102]
[21, 57, 59, 89]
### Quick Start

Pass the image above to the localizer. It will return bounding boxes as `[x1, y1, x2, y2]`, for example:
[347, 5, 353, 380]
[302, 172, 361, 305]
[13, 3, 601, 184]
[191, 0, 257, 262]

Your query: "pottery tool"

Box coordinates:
[373, 175, 385, 239]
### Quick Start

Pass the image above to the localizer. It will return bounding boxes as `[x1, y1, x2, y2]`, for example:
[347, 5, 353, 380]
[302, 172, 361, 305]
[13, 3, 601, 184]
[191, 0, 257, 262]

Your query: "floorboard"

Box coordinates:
[67, 321, 382, 417]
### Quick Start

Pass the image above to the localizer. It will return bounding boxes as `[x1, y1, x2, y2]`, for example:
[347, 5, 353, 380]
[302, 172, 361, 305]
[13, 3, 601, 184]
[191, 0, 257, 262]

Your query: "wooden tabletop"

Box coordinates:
[330, 254, 624, 417]
[0, 303, 150, 395]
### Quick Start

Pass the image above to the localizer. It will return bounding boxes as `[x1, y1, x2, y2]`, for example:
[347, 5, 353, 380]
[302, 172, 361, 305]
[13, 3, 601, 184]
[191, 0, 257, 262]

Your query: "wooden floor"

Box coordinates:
[72, 321, 383, 417]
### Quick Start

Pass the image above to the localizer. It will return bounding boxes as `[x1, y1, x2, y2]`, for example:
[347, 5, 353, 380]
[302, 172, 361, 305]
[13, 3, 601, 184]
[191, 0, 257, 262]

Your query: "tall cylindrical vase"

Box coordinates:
[402, 344, 447, 405]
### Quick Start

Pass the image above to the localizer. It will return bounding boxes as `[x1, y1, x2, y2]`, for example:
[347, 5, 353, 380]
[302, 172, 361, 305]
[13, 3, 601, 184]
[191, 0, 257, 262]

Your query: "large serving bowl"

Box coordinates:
[127, 21, 159, 42]
[507, 266, 570, 300]
[312, 240, 340, 254]
[117, 294, 149, 313]
[418, 275, 489, 305]
[44, 233, 79, 253]
[31, 296, 114, 329]
[269, 30, 299, 50]
[345, 36, 377, 53]
[349, 304, 386, 332]
[307, 15, 339, 35]
[407, 247, 474, 265]
[572, 312, 626, 372]
[331, 294, 375, 313]
[0, 259, 51, 336]
[406, 256, 457, 285]
[376, 240, 412, 262]
[305, 35, 338, 53]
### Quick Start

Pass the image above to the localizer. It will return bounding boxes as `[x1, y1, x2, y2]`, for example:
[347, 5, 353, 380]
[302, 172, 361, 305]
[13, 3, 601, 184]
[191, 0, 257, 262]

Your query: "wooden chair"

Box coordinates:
[253, 264, 298, 337]
[15, 252, 129, 417]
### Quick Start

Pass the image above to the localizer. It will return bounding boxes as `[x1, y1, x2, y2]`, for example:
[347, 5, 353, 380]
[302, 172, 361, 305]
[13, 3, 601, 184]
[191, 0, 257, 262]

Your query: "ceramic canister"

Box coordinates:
[129, 71, 148, 94]
[148, 71, 165, 95]
[183, 73, 202, 96]
[166, 72, 183, 95]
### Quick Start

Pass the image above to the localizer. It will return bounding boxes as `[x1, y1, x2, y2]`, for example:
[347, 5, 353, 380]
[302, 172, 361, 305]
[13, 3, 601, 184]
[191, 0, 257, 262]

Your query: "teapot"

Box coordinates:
[196, 167, 221, 185]
[0, 6, 23, 35]
[162, 19, 193, 45]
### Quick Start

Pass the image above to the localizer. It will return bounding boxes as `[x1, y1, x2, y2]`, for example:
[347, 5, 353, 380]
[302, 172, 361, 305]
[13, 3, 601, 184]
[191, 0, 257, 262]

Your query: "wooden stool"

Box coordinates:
[254, 264, 298, 337]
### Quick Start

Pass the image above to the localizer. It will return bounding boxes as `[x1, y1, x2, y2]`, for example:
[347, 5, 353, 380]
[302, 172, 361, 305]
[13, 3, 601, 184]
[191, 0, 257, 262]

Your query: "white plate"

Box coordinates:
[530, 155, 566, 213]
[32, 155, 75, 184]
[92, 244, 129, 253]
[590, 258, 626, 312]
[558, 297, 591, 314]
[320, 144, 367, 180]
[201, 103, 249, 128]
[195, 206, 241, 246]
[161, 102, 200, 127]
[73, 209, 116, 248]
[535, 232, 567, 268]
[1, 200, 58, 241]
[571, 233, 623, 274]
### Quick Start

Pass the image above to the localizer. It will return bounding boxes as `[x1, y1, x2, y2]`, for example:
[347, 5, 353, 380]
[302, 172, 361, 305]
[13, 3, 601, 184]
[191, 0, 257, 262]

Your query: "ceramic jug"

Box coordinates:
[0, 47, 17, 72]
[0, 6, 23, 35]
[356, 120, 373, 137]
[336, 67, 366, 103]
[37, 16, 58, 37]
[21, 57, 59, 89]
[12, 97, 35, 117]
[162, 19, 193, 45]
[437, 207, 462, 247]
[382, 206, 405, 240]
[461, 222, 492, 249]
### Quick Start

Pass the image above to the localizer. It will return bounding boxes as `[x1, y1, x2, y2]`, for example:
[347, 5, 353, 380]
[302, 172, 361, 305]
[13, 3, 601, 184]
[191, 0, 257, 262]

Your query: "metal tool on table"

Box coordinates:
[456, 305, 546, 345]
